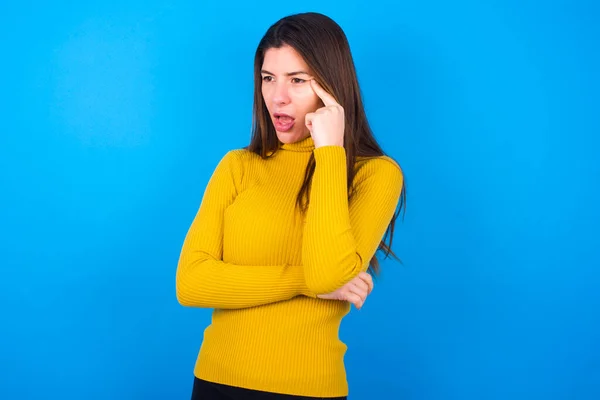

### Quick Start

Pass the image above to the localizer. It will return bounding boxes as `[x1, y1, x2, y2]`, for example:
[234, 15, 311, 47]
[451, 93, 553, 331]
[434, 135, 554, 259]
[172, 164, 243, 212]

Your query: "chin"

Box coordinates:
[276, 130, 304, 144]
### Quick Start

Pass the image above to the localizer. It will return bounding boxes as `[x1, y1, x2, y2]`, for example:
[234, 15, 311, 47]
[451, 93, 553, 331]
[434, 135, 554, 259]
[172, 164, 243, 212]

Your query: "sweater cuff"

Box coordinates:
[313, 145, 346, 166]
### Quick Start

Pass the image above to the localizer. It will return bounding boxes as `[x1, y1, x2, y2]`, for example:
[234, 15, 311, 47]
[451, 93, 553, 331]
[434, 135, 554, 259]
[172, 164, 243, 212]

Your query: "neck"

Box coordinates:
[280, 135, 315, 152]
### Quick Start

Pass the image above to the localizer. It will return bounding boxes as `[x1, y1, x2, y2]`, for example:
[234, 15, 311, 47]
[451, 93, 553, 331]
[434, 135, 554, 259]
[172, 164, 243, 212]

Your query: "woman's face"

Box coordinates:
[261, 45, 322, 144]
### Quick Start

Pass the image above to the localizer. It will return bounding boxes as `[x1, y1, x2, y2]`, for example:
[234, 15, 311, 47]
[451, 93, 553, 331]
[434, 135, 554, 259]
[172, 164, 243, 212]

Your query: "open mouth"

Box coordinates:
[273, 113, 295, 132]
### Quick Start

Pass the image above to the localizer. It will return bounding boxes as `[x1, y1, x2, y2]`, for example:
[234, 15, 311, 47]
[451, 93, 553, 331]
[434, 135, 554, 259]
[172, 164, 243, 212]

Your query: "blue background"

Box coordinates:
[1, 1, 599, 399]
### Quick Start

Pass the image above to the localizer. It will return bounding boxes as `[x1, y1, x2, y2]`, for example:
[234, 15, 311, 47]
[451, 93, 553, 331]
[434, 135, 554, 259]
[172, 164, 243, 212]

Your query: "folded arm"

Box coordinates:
[176, 151, 315, 309]
[302, 146, 404, 294]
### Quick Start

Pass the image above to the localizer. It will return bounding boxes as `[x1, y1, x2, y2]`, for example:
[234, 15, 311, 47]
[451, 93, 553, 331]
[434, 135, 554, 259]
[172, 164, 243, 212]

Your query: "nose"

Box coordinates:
[272, 81, 291, 105]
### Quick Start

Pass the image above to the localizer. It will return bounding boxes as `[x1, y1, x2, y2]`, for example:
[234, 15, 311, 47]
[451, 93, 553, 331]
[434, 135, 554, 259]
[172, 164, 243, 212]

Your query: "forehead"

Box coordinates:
[262, 45, 310, 73]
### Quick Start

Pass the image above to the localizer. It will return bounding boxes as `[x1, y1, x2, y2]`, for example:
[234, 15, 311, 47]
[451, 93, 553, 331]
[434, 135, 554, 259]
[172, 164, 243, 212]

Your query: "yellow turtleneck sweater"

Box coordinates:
[176, 135, 404, 397]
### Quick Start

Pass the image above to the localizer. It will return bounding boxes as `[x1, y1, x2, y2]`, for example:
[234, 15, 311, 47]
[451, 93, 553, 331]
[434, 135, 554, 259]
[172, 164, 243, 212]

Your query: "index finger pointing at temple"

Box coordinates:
[310, 79, 339, 107]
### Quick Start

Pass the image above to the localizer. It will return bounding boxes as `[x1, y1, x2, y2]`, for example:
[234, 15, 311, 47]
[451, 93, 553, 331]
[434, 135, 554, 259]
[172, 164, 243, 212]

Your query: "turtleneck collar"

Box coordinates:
[280, 135, 315, 152]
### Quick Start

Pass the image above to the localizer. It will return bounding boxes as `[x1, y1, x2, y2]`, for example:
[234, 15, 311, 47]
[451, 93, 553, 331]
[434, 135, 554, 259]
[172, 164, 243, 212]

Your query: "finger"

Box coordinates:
[310, 79, 338, 107]
[348, 291, 367, 304]
[304, 112, 315, 131]
[359, 272, 374, 294]
[350, 278, 369, 296]
[345, 292, 364, 310]
[347, 282, 368, 304]
[316, 292, 335, 300]
[315, 106, 339, 116]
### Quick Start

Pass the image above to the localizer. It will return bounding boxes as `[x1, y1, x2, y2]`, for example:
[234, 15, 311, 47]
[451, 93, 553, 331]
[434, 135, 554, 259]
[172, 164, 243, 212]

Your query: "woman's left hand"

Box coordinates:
[304, 80, 345, 148]
[317, 272, 374, 310]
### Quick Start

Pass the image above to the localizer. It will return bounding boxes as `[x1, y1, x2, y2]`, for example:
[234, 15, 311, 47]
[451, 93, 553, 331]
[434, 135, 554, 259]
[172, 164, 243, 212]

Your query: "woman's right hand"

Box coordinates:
[316, 272, 374, 310]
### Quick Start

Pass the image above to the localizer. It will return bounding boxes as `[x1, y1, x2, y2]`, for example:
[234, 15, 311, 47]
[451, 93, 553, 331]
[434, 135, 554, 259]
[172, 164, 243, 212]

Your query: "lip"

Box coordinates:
[274, 112, 294, 119]
[272, 112, 295, 132]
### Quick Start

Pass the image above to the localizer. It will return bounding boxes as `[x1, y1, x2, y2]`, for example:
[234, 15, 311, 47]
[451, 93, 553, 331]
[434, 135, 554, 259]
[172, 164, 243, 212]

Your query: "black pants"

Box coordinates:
[191, 377, 347, 400]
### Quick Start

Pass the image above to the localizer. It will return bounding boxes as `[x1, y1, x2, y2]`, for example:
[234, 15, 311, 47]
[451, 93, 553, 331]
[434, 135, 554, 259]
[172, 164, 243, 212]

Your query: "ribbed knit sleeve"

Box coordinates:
[176, 151, 315, 309]
[302, 145, 404, 294]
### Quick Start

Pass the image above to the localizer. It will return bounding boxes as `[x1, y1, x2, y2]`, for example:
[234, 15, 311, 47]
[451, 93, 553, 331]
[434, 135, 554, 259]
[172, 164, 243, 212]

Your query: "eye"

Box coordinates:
[292, 78, 306, 84]
[262, 76, 273, 82]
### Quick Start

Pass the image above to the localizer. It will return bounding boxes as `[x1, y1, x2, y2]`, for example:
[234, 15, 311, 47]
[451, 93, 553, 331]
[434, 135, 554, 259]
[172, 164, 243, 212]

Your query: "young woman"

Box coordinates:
[176, 12, 406, 400]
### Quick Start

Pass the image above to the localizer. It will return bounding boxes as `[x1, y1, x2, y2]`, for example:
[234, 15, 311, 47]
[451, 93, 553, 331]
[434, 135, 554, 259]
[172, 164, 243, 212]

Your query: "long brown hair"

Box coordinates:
[246, 12, 406, 275]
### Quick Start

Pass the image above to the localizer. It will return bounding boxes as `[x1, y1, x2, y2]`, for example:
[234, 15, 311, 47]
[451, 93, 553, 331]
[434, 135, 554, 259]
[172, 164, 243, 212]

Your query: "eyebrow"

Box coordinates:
[261, 69, 311, 76]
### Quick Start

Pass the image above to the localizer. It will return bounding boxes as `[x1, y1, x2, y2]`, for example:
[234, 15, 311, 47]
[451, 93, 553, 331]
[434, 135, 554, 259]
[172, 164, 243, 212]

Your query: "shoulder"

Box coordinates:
[355, 154, 404, 184]
[221, 148, 252, 161]
[217, 148, 259, 169]
[212, 148, 262, 189]
[352, 155, 404, 201]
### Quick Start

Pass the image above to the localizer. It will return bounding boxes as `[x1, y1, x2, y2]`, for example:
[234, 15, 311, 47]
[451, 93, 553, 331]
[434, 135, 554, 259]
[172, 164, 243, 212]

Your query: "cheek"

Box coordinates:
[261, 85, 273, 110]
[290, 85, 320, 112]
